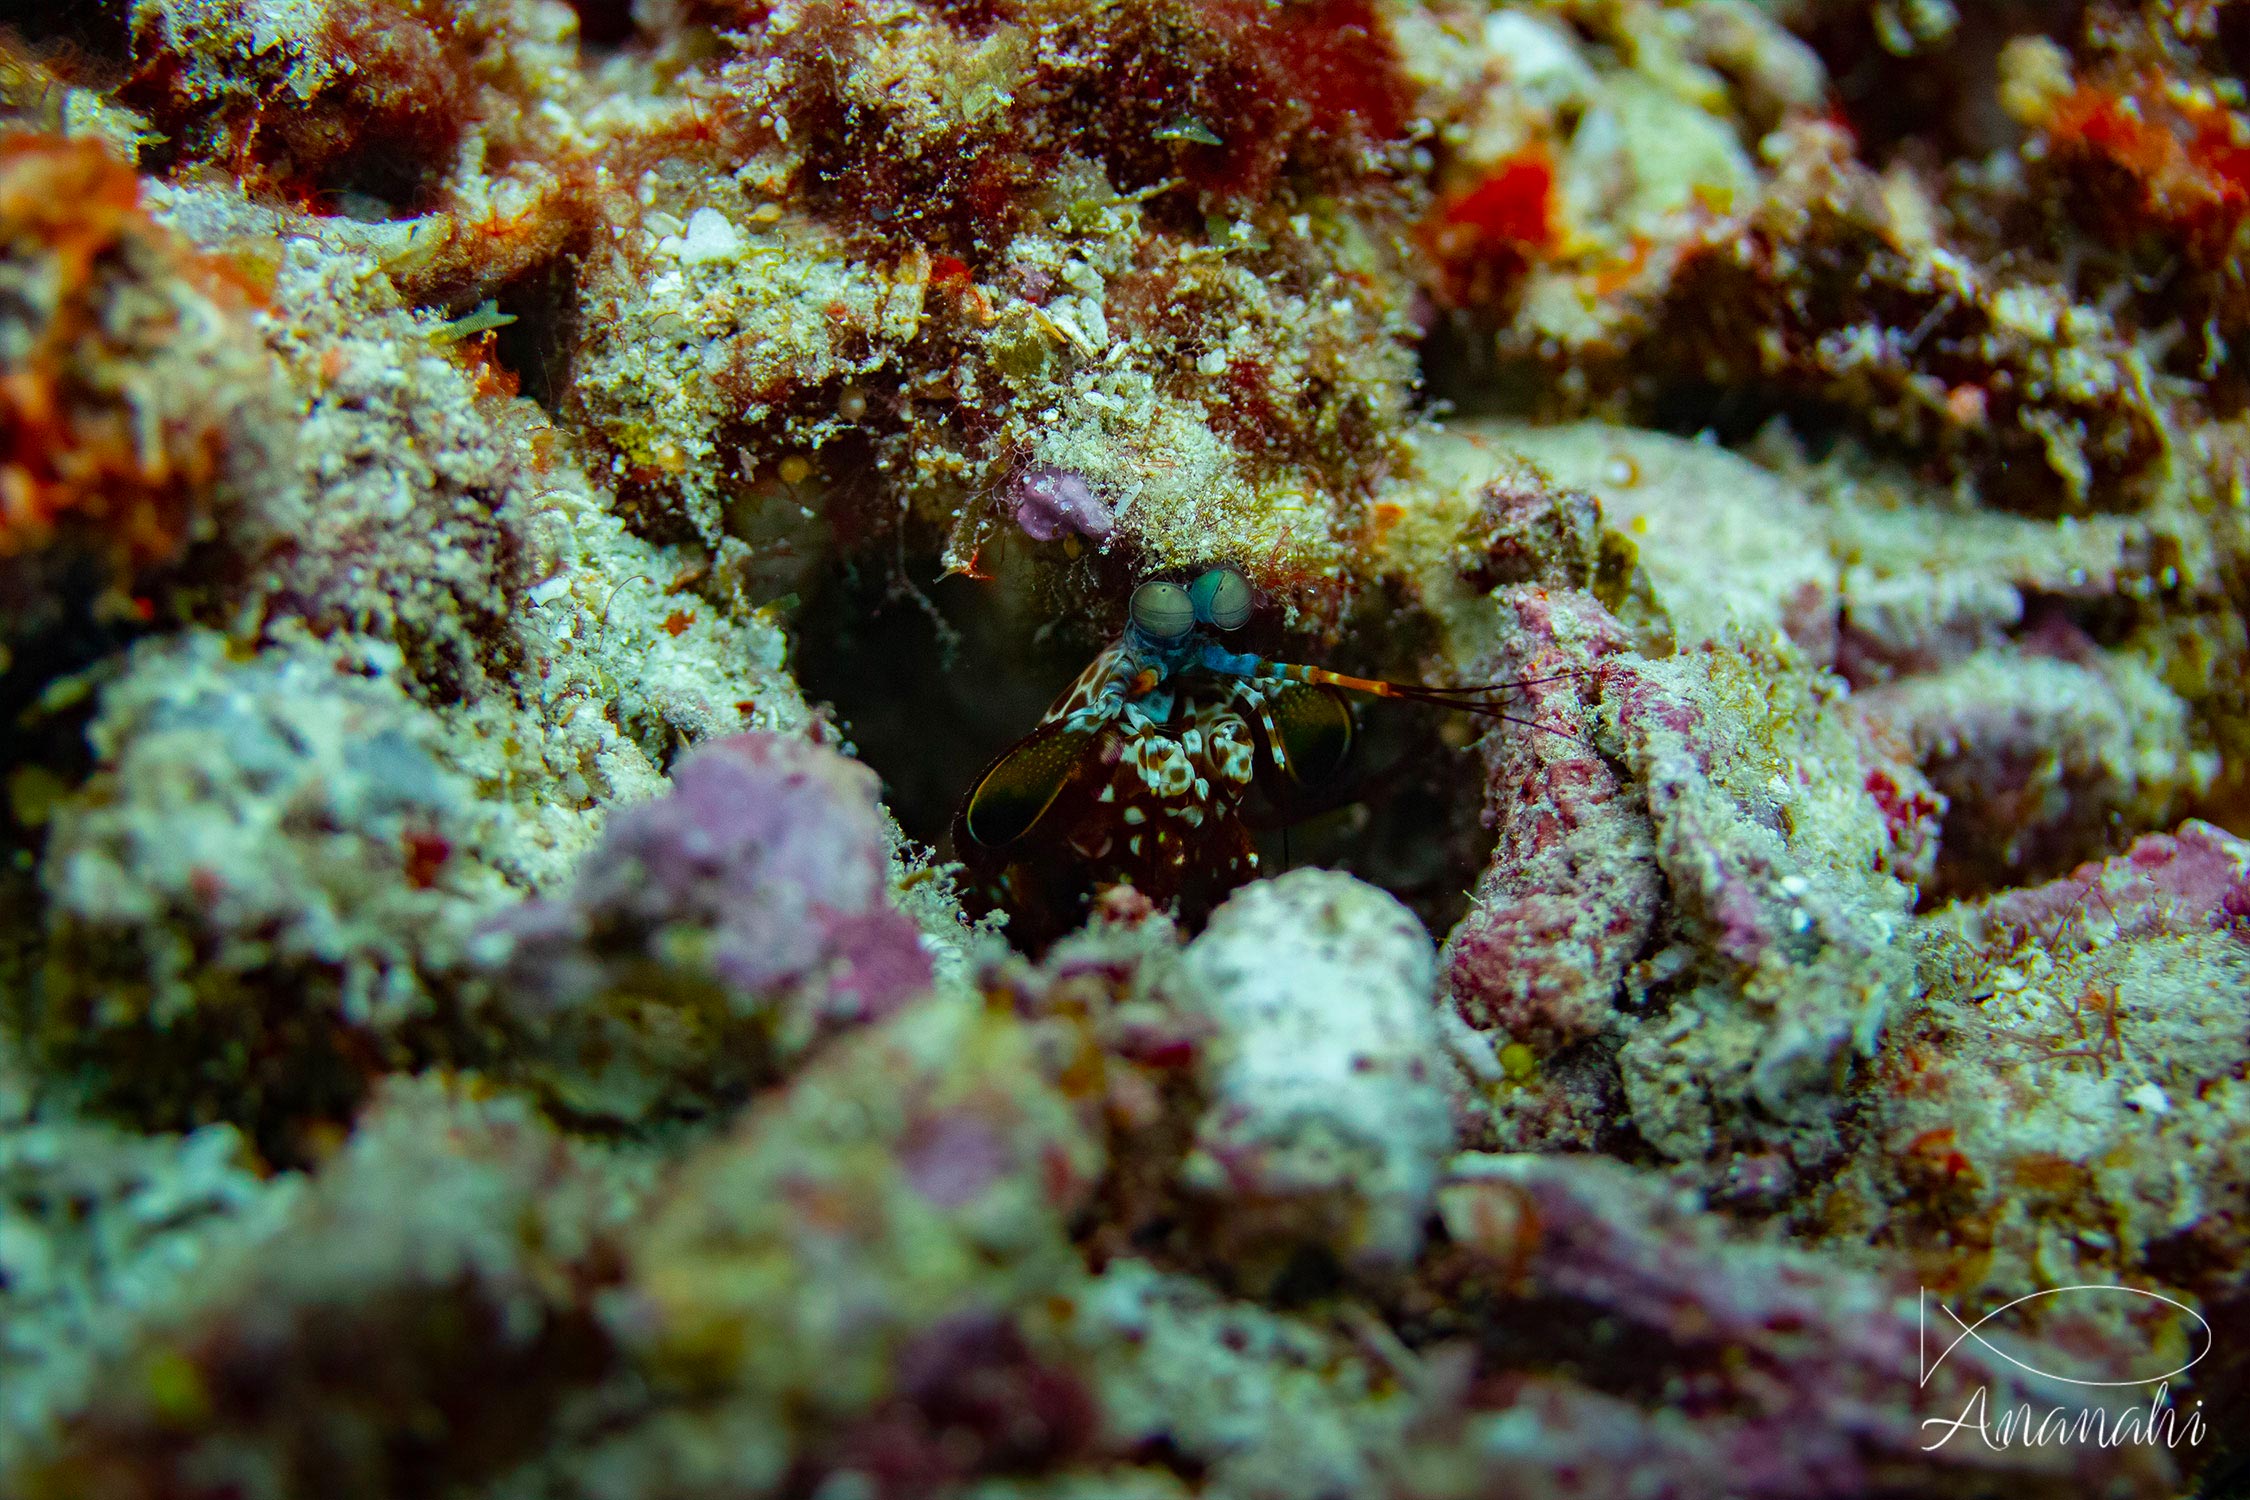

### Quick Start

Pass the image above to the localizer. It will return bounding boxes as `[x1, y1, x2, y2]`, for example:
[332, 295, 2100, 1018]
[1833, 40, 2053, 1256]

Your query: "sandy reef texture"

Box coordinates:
[1, 0, 2248, 1495]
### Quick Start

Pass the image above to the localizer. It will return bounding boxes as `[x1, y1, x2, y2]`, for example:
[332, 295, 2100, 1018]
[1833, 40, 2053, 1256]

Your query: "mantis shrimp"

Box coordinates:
[951, 564, 1583, 945]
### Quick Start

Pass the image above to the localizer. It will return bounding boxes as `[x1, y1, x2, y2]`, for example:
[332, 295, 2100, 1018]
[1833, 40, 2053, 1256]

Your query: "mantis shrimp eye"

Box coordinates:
[1129, 579, 1196, 641]
[1188, 565, 1252, 631]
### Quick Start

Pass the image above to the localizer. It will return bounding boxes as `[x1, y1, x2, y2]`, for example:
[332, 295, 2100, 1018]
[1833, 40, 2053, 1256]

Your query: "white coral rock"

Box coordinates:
[1176, 869, 1450, 1271]
[664, 207, 745, 265]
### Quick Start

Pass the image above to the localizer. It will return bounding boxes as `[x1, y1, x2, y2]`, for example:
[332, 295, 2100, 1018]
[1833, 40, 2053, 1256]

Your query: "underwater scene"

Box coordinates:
[1, 0, 2248, 1494]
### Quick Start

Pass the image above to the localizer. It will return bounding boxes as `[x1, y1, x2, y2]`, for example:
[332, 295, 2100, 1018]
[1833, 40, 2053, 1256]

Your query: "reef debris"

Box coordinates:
[483, 730, 936, 1124]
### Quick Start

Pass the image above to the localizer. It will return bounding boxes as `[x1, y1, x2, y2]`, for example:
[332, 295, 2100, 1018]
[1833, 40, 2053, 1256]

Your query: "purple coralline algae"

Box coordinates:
[1007, 467, 1118, 545]
[485, 731, 935, 1122]
[1409, 1152, 2176, 1499]
[1441, 585, 1656, 1054]
[612, 996, 1104, 1496]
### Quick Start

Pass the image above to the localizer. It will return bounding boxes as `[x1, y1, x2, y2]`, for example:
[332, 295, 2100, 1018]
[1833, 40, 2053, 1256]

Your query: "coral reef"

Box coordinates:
[0, 1085, 293, 1469]
[29, 627, 501, 1157]
[13, 1077, 643, 1497]
[483, 730, 936, 1124]
[1843, 822, 2250, 1311]
[604, 992, 1103, 1497]
[1406, 1150, 2176, 1498]
[0, 134, 267, 689]
[550, 0, 1431, 602]
[1173, 869, 1452, 1277]
[0, 0, 2246, 1493]
[1390, 425, 1941, 1170]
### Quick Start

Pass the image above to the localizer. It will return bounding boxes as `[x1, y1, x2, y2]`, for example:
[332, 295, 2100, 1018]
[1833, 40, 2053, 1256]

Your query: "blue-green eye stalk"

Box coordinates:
[1189, 565, 1253, 631]
[1129, 579, 1196, 641]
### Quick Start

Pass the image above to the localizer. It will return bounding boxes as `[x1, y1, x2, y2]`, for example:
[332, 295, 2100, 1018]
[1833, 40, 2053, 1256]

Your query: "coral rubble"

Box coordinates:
[0, 134, 266, 689]
[0, 0, 2246, 1493]
[484, 730, 936, 1124]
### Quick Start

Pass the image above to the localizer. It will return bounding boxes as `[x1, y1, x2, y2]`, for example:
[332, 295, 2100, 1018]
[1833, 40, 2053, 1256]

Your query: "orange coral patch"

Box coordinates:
[1422, 146, 1557, 307]
[2045, 82, 2250, 262]
[1438, 148, 1557, 253]
[459, 333, 522, 400]
[0, 137, 242, 574]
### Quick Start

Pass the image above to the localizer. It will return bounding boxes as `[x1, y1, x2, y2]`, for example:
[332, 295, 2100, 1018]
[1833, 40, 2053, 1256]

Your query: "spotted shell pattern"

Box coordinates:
[952, 609, 1368, 944]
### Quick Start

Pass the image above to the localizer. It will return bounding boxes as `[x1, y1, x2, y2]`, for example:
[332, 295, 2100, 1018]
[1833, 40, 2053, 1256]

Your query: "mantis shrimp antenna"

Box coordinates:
[1260, 663, 1601, 747]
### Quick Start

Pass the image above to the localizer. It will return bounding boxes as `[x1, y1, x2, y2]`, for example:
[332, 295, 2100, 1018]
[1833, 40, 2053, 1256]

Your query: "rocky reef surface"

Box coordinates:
[1, 0, 2247, 1494]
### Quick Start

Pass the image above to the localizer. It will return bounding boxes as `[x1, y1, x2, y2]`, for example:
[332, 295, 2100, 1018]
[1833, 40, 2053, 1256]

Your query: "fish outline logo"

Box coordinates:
[1918, 1284, 2213, 1390]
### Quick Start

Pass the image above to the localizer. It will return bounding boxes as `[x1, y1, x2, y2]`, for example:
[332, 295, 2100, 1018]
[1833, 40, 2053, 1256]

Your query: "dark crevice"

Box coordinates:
[0, 551, 148, 730]
[1918, 779, 2133, 909]
[2224, 2, 2250, 83]
[485, 251, 587, 413]
[1792, 0, 2089, 165]
[0, 0, 131, 69]
[1413, 314, 1532, 421]
[792, 551, 1091, 855]
[562, 0, 639, 50]
[791, 552, 1498, 949]
[1419, 331, 1873, 479]
[2011, 589, 2143, 653]
[1633, 378, 1861, 458]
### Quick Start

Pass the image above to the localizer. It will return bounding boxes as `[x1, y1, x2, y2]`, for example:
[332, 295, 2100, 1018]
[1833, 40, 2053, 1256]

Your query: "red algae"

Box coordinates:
[1424, 145, 1557, 306]
[1185, 0, 1414, 196]
[2043, 80, 2250, 262]
[123, 0, 477, 209]
[0, 139, 190, 566]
